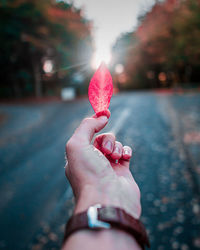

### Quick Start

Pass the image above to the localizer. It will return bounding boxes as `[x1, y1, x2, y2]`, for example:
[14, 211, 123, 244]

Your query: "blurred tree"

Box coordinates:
[112, 32, 135, 66]
[112, 0, 200, 89]
[0, 0, 93, 98]
[168, 0, 200, 83]
[111, 32, 138, 90]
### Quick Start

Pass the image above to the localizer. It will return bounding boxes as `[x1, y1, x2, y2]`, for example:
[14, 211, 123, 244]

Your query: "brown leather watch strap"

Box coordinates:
[63, 205, 150, 249]
[99, 207, 150, 248]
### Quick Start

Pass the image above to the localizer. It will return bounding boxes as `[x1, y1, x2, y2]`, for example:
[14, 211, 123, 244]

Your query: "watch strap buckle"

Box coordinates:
[87, 204, 111, 229]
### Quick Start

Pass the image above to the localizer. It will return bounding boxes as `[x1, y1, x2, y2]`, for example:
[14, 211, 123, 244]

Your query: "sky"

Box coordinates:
[72, 0, 157, 68]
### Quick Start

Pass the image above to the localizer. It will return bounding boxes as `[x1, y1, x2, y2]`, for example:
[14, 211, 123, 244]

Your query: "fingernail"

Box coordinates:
[104, 141, 112, 151]
[99, 116, 108, 122]
[114, 146, 120, 154]
[124, 149, 130, 155]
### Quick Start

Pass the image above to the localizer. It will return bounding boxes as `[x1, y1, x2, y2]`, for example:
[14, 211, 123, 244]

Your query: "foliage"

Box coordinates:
[112, 0, 200, 89]
[0, 0, 93, 98]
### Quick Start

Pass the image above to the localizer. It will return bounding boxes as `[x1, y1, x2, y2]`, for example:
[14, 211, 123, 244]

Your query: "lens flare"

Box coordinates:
[91, 48, 111, 69]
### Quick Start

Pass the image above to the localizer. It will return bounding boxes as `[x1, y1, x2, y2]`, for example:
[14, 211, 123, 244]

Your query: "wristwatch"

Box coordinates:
[63, 204, 150, 249]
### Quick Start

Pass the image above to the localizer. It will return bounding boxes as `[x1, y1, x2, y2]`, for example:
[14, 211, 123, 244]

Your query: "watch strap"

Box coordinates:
[63, 205, 150, 249]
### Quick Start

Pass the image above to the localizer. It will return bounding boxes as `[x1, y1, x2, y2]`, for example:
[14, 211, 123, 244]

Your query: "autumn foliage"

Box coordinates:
[112, 0, 200, 89]
[0, 0, 93, 98]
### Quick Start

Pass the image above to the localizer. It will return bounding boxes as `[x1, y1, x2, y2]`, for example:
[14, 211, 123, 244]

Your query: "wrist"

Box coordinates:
[74, 184, 141, 219]
[64, 200, 148, 249]
[74, 185, 120, 214]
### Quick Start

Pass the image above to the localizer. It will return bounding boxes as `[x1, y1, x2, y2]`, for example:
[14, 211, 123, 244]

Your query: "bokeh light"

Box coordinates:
[43, 60, 54, 73]
[115, 64, 124, 74]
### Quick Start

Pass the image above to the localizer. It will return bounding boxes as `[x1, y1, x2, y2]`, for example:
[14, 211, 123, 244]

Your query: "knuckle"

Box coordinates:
[66, 137, 76, 152]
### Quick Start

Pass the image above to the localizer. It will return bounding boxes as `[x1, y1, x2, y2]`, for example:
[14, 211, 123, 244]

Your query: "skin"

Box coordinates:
[63, 113, 142, 250]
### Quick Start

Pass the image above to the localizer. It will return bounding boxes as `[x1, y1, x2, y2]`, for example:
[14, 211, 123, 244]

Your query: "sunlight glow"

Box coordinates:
[74, 0, 157, 70]
[91, 48, 111, 69]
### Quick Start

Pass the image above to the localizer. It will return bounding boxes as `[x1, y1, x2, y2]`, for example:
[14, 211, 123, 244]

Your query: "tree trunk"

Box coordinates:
[33, 62, 42, 97]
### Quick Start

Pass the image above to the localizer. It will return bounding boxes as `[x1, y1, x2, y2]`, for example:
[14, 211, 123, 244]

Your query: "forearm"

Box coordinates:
[62, 228, 141, 250]
[62, 186, 142, 250]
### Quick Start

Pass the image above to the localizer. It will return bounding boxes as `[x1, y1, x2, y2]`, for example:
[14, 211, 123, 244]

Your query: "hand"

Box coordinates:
[65, 114, 141, 219]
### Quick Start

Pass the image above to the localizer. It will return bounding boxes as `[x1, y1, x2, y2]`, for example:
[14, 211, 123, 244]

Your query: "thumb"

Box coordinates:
[74, 115, 108, 144]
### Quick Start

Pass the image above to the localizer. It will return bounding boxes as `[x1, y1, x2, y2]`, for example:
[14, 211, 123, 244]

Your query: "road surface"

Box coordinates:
[0, 92, 200, 249]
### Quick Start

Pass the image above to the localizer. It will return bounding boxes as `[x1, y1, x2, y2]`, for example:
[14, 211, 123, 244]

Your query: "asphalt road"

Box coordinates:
[0, 92, 200, 250]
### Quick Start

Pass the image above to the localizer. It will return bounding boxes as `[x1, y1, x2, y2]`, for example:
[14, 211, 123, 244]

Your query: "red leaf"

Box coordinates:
[88, 62, 113, 118]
